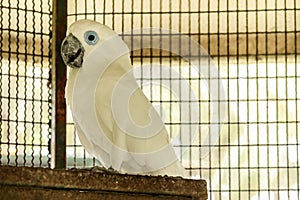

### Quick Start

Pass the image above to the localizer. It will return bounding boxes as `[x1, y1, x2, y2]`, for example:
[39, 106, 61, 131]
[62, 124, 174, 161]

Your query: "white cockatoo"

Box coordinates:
[61, 19, 189, 178]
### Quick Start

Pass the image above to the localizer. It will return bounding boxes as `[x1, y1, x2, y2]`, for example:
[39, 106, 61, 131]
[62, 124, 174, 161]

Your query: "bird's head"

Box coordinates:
[61, 19, 118, 68]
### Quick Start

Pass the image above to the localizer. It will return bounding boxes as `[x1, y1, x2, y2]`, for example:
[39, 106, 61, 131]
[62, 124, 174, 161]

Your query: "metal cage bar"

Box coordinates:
[51, 0, 67, 169]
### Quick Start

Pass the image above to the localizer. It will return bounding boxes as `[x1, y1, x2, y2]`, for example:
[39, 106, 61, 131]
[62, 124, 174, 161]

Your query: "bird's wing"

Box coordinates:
[94, 54, 183, 174]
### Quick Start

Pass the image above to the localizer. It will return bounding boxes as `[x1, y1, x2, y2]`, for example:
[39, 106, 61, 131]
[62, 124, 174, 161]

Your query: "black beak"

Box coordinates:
[61, 34, 84, 68]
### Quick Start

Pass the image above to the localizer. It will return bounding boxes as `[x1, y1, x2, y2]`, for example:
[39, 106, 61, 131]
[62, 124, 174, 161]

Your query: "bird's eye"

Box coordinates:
[84, 31, 99, 45]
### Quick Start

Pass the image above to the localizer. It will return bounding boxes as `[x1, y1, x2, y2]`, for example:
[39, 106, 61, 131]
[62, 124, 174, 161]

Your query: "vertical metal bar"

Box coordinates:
[178, 0, 182, 166]
[31, 0, 36, 167]
[7, 0, 11, 166]
[227, 1, 231, 199]
[294, 0, 299, 196]
[275, 1, 280, 198]
[236, 1, 241, 199]
[284, 1, 290, 197]
[103, 0, 106, 24]
[0, 0, 3, 166]
[168, 0, 173, 154]
[23, 0, 28, 166]
[15, 0, 20, 166]
[198, 0, 202, 181]
[265, 0, 271, 196]
[187, 0, 192, 178]
[216, 2, 221, 199]
[47, 0, 52, 168]
[255, 1, 260, 199]
[39, 0, 44, 167]
[245, 1, 250, 199]
[51, 0, 67, 169]
[207, 1, 212, 199]
[72, 0, 78, 169]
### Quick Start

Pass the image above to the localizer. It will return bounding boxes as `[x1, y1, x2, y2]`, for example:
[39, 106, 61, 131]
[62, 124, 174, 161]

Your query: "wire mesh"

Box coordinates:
[0, 0, 52, 167]
[0, 0, 299, 199]
[66, 0, 300, 199]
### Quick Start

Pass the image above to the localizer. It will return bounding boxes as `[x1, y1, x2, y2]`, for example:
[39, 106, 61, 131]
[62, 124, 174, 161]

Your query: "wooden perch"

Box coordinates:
[0, 166, 207, 200]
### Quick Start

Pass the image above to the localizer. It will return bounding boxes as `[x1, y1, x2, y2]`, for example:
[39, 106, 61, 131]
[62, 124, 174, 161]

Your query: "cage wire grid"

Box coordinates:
[0, 0, 300, 199]
[0, 0, 52, 167]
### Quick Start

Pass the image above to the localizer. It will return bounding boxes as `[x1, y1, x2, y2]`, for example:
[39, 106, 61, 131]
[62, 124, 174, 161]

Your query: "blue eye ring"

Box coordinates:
[84, 31, 99, 45]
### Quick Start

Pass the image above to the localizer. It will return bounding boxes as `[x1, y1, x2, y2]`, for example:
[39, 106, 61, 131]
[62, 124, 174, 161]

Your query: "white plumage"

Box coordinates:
[62, 19, 188, 177]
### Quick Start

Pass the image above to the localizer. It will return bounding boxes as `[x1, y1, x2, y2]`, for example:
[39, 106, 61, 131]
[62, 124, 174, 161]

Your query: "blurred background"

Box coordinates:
[0, 0, 299, 199]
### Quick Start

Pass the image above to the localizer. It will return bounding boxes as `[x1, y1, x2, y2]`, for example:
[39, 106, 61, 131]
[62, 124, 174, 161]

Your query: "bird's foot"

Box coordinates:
[89, 166, 119, 174]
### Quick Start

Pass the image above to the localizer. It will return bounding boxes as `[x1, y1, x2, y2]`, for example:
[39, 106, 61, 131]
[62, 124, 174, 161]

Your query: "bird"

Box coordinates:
[61, 19, 189, 178]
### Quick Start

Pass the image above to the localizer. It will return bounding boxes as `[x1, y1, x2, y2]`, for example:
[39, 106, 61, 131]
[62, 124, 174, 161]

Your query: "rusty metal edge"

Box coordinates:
[51, 0, 67, 169]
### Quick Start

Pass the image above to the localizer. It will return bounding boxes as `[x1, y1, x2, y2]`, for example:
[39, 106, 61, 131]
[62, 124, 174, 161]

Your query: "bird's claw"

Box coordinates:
[89, 166, 119, 174]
